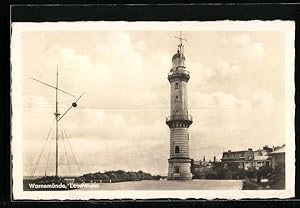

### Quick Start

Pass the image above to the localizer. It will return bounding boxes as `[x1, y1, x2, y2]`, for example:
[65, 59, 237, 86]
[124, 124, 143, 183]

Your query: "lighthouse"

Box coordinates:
[166, 32, 193, 180]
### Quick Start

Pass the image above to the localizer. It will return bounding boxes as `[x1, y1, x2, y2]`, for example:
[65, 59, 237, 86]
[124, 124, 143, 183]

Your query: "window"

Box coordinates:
[175, 82, 179, 89]
[174, 166, 180, 173]
[238, 163, 243, 169]
[175, 146, 180, 153]
[175, 95, 179, 102]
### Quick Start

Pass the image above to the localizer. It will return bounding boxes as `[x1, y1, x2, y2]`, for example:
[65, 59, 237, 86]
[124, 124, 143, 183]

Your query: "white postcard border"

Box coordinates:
[11, 20, 295, 200]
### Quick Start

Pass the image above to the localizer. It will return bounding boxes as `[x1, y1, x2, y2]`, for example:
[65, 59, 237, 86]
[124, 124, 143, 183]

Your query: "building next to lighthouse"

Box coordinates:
[166, 33, 193, 180]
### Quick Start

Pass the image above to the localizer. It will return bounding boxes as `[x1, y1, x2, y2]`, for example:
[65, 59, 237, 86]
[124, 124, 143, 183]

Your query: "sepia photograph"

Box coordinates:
[11, 21, 295, 199]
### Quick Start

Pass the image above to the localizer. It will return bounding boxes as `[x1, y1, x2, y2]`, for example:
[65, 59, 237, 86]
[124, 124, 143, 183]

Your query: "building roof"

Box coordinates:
[271, 145, 285, 154]
[223, 149, 252, 154]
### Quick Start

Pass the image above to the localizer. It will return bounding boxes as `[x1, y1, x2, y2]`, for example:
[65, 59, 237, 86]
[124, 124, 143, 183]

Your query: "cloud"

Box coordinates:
[135, 40, 145, 51]
[234, 34, 252, 46]
[190, 91, 251, 111]
[41, 32, 170, 109]
[233, 34, 265, 60]
[217, 60, 240, 77]
[191, 90, 276, 115]
[188, 90, 279, 162]
[252, 92, 275, 113]
[24, 95, 48, 108]
[189, 59, 240, 91]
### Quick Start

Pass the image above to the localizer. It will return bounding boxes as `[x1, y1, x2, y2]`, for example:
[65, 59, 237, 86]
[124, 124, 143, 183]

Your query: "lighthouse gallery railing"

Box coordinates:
[166, 114, 193, 122]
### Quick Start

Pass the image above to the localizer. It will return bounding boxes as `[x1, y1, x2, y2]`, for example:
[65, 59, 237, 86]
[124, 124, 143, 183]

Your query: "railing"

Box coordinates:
[166, 114, 193, 122]
[168, 68, 190, 77]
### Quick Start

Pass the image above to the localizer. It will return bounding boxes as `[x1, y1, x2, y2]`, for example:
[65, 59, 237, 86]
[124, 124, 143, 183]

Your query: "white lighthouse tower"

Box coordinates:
[166, 32, 193, 180]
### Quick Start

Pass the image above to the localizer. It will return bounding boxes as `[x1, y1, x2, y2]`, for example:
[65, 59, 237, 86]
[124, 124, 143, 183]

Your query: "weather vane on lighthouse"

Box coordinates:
[174, 31, 187, 54]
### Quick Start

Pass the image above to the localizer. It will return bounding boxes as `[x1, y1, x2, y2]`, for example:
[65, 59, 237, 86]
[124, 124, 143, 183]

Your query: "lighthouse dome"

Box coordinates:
[172, 50, 185, 68]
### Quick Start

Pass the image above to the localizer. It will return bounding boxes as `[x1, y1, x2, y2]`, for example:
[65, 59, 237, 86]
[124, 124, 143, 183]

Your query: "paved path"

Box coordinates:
[78, 179, 243, 190]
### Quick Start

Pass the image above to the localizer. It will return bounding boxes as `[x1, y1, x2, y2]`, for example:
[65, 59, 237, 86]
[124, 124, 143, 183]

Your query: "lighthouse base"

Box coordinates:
[168, 158, 192, 180]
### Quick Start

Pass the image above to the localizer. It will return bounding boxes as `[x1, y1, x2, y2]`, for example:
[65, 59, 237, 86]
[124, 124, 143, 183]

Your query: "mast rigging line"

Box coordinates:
[60, 124, 72, 176]
[44, 139, 52, 177]
[31, 117, 55, 178]
[62, 125, 82, 174]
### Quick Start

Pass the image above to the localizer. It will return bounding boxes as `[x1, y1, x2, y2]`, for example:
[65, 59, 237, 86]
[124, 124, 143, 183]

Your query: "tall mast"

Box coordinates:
[31, 67, 84, 178]
[55, 66, 59, 177]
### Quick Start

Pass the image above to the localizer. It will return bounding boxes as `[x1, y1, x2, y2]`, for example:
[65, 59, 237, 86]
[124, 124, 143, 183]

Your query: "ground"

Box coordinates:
[75, 179, 244, 190]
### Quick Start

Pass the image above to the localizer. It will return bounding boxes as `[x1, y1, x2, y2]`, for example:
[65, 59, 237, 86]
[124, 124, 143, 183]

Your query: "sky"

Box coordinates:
[16, 23, 290, 176]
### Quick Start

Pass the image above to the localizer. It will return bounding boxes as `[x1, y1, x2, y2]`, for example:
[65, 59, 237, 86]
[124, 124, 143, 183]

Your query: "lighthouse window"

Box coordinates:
[175, 96, 179, 102]
[175, 146, 180, 153]
[175, 82, 179, 89]
[174, 166, 180, 173]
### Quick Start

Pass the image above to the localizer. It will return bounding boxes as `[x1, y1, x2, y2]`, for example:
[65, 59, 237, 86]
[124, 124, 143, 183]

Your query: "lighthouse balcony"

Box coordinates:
[168, 68, 190, 82]
[166, 114, 193, 122]
[166, 114, 193, 128]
